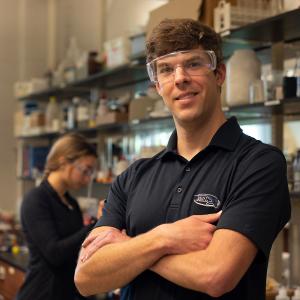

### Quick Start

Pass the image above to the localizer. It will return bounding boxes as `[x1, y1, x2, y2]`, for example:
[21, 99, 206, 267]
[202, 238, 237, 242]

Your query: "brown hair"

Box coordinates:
[146, 18, 223, 67]
[43, 133, 97, 179]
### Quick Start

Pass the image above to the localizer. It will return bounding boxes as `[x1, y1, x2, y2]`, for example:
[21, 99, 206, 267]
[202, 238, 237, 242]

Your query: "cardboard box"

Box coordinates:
[146, 0, 238, 38]
[14, 111, 24, 137]
[104, 37, 130, 68]
[29, 111, 45, 128]
[96, 111, 128, 125]
[129, 97, 158, 122]
[146, 0, 200, 39]
[129, 33, 146, 57]
[199, 0, 237, 28]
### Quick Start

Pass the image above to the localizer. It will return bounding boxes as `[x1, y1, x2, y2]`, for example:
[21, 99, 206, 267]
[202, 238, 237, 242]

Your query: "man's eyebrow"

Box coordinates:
[156, 61, 171, 67]
[185, 55, 203, 61]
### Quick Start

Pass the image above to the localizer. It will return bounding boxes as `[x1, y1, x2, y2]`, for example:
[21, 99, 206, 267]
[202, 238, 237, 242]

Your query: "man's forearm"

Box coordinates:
[75, 213, 221, 296]
[75, 227, 169, 296]
[150, 250, 213, 293]
[150, 229, 258, 297]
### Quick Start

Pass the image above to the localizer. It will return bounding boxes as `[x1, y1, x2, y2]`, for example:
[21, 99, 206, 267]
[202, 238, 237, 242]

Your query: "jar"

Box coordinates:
[226, 49, 261, 106]
[88, 51, 101, 75]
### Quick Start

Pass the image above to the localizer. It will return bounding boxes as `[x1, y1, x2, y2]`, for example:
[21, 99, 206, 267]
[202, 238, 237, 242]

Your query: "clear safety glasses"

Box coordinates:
[74, 163, 97, 178]
[146, 49, 217, 85]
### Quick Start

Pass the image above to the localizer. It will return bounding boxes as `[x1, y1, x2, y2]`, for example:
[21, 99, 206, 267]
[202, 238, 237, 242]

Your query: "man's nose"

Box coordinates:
[174, 65, 190, 85]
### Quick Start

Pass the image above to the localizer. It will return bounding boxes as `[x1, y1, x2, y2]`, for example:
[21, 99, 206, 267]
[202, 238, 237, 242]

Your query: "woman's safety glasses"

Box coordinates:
[146, 49, 217, 85]
[74, 163, 96, 179]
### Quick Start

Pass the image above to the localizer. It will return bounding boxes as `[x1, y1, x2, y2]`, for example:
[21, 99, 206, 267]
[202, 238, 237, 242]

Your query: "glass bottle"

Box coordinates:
[88, 51, 101, 75]
[45, 96, 60, 132]
[61, 100, 69, 130]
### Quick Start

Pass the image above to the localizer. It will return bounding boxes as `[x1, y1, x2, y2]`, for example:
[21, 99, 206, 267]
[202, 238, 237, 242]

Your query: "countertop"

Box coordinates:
[0, 251, 29, 272]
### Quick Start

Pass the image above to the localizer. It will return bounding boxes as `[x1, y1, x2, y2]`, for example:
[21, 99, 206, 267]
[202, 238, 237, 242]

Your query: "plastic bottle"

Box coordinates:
[293, 150, 300, 192]
[89, 88, 99, 128]
[97, 92, 109, 118]
[45, 96, 60, 132]
[292, 287, 300, 300]
[88, 98, 98, 128]
[61, 101, 69, 130]
[77, 98, 89, 128]
[275, 286, 289, 300]
[67, 97, 79, 129]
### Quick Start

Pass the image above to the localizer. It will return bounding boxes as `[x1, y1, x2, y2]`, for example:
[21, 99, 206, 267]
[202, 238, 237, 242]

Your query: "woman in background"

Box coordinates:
[16, 133, 98, 300]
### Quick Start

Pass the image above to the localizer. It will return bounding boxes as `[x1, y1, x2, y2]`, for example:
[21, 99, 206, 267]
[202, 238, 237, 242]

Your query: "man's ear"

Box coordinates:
[215, 63, 226, 87]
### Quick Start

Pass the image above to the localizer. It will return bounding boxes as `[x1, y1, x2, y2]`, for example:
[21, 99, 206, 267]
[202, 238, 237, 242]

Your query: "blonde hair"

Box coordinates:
[43, 133, 97, 179]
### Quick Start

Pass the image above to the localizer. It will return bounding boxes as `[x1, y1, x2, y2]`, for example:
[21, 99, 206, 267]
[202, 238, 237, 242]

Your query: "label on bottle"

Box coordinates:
[67, 106, 75, 129]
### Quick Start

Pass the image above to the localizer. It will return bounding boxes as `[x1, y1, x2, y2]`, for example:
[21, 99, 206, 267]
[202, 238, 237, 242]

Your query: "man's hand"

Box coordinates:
[75, 212, 221, 295]
[80, 228, 130, 262]
[157, 212, 221, 255]
[79, 211, 221, 263]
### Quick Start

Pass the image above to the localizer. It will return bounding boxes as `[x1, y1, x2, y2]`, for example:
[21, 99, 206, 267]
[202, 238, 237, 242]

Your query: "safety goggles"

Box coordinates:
[74, 163, 97, 178]
[146, 49, 217, 85]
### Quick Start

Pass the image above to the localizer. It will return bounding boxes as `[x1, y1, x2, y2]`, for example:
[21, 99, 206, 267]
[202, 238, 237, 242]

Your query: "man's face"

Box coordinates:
[149, 49, 225, 127]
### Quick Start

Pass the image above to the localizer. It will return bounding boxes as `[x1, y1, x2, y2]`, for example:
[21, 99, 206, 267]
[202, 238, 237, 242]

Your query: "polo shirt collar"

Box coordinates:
[210, 116, 242, 150]
[157, 117, 242, 159]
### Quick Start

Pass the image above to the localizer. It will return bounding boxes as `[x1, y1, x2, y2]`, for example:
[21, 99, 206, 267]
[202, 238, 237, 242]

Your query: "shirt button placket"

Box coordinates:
[185, 166, 191, 172]
[177, 187, 183, 193]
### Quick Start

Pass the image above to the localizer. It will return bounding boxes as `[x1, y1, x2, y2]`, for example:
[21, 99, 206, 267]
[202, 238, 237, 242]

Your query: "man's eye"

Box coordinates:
[158, 65, 173, 74]
[186, 60, 204, 68]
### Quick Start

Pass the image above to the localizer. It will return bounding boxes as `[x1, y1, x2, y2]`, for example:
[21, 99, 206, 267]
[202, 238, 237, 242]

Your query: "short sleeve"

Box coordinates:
[95, 161, 138, 230]
[217, 148, 291, 258]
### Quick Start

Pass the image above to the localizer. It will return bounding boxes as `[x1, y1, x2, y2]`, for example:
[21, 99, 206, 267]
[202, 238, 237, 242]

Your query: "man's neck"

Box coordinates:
[176, 114, 226, 161]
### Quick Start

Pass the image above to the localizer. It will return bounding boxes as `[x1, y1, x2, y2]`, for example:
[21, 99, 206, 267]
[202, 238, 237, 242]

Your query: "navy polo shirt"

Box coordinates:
[96, 117, 291, 300]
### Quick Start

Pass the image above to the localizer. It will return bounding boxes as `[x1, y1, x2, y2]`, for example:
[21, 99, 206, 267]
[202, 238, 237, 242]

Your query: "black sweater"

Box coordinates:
[16, 180, 93, 300]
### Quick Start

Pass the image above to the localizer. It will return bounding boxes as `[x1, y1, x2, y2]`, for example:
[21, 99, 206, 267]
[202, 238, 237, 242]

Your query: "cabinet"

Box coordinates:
[15, 7, 300, 283]
[0, 259, 25, 300]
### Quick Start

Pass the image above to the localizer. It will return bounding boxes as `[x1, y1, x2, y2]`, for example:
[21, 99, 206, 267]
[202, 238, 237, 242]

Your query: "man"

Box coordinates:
[75, 18, 290, 300]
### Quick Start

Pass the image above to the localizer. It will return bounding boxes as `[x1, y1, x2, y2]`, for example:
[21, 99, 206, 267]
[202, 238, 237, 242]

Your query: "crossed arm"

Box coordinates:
[74, 213, 257, 297]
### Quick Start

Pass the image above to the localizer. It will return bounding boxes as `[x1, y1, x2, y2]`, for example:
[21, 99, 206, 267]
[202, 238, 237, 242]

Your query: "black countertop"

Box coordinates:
[0, 251, 29, 272]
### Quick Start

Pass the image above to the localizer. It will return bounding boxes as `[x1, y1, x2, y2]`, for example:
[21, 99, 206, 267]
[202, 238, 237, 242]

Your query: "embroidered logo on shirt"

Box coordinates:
[193, 194, 220, 209]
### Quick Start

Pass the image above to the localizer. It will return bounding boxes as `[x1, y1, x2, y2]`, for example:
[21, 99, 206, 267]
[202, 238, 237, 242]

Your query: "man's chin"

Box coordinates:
[175, 113, 203, 125]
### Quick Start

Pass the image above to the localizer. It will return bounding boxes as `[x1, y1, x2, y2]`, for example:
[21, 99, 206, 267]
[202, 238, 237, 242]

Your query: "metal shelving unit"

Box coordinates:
[15, 8, 300, 195]
[222, 8, 300, 58]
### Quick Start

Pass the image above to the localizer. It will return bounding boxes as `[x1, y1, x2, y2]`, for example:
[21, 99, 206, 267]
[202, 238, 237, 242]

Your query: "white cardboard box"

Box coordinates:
[104, 37, 130, 68]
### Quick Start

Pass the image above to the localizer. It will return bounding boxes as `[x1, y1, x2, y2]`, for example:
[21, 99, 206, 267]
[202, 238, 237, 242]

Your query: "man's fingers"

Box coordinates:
[81, 243, 98, 262]
[81, 236, 106, 262]
[82, 234, 98, 248]
[82, 230, 114, 248]
[193, 211, 222, 223]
